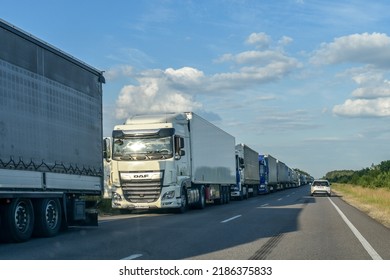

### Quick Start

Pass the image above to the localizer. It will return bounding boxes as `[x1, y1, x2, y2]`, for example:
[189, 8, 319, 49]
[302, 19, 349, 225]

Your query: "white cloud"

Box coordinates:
[206, 58, 299, 91]
[344, 69, 390, 99]
[246, 32, 271, 49]
[115, 68, 202, 119]
[113, 54, 299, 118]
[104, 65, 134, 81]
[211, 34, 300, 90]
[351, 86, 390, 99]
[313, 36, 390, 118]
[333, 98, 390, 117]
[113, 33, 301, 120]
[311, 33, 390, 68]
[164, 67, 204, 84]
[278, 36, 293, 47]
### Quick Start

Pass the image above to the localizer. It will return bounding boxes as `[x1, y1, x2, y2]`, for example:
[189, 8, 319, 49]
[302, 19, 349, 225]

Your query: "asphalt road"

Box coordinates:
[1, 184, 389, 260]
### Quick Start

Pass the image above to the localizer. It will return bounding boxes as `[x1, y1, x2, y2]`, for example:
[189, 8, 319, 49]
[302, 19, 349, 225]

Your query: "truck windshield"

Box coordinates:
[112, 136, 173, 160]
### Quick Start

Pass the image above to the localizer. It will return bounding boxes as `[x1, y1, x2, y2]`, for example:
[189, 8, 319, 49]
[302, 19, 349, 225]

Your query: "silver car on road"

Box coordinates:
[310, 179, 331, 196]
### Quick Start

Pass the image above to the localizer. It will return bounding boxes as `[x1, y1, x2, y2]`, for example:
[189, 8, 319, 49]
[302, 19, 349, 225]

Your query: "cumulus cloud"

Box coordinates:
[246, 32, 271, 49]
[311, 33, 390, 118]
[351, 86, 390, 99]
[350, 70, 390, 99]
[211, 33, 300, 90]
[333, 98, 390, 117]
[333, 67, 390, 117]
[115, 68, 202, 119]
[311, 33, 390, 68]
[113, 32, 300, 119]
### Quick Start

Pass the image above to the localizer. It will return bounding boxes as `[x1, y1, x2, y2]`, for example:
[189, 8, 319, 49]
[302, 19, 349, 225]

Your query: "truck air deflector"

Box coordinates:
[113, 128, 175, 138]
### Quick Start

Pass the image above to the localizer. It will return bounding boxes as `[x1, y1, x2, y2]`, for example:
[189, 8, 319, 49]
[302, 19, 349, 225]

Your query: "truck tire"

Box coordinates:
[1, 198, 34, 242]
[33, 198, 62, 238]
[196, 185, 206, 209]
[225, 186, 231, 203]
[176, 187, 188, 213]
[221, 186, 228, 204]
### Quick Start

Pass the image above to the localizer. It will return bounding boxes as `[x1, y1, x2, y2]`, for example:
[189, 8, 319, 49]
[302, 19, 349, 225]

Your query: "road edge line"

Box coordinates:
[328, 197, 383, 260]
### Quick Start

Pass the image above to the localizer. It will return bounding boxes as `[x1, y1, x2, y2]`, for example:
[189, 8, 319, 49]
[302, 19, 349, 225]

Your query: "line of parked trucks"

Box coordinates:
[0, 19, 312, 243]
[103, 112, 313, 214]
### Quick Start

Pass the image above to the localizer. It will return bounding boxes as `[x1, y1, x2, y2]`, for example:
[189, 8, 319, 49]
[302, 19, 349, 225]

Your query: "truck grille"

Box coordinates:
[120, 171, 163, 203]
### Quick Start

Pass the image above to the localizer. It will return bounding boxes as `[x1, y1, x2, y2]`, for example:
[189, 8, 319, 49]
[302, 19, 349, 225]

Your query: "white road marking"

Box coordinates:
[257, 203, 269, 208]
[328, 197, 383, 260]
[221, 215, 242, 223]
[121, 254, 143, 260]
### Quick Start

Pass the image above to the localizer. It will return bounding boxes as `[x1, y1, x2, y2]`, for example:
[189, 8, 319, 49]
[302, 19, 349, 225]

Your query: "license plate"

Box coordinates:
[134, 205, 149, 209]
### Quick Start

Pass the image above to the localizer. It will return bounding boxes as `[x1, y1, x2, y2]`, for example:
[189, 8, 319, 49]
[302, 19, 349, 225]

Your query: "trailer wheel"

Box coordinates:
[221, 187, 227, 204]
[1, 198, 34, 242]
[33, 198, 62, 237]
[225, 186, 231, 203]
[226, 187, 231, 204]
[244, 187, 249, 200]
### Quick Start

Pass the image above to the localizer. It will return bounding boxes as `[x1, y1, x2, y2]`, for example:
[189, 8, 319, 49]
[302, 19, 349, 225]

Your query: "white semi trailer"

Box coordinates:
[265, 154, 278, 192]
[104, 112, 236, 213]
[0, 19, 105, 242]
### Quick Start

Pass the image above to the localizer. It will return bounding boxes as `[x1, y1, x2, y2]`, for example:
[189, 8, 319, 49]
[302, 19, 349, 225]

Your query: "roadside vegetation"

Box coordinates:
[324, 160, 390, 189]
[324, 160, 390, 228]
[97, 199, 120, 215]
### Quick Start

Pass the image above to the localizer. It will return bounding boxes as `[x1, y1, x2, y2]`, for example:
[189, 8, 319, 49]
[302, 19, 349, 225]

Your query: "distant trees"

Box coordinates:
[324, 160, 390, 189]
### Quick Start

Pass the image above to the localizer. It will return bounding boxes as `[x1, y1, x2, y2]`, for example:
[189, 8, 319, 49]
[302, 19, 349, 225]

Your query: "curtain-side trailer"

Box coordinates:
[0, 19, 105, 242]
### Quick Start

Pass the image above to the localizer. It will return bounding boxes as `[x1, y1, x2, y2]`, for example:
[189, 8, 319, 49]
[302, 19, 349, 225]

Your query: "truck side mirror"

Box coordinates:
[239, 158, 245, 168]
[103, 137, 111, 161]
[174, 136, 185, 159]
[175, 136, 184, 148]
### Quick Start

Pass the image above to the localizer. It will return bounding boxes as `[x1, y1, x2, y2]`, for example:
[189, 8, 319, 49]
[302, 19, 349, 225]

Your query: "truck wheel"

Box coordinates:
[222, 187, 228, 204]
[176, 187, 188, 213]
[1, 198, 34, 242]
[33, 198, 62, 237]
[196, 185, 206, 209]
[221, 190, 226, 204]
[238, 190, 243, 201]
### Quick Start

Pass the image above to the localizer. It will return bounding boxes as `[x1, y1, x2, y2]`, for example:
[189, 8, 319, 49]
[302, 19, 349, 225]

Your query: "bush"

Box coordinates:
[326, 160, 390, 189]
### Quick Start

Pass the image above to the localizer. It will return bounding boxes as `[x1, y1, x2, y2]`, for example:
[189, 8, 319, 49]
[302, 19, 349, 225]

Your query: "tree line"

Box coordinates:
[324, 160, 390, 189]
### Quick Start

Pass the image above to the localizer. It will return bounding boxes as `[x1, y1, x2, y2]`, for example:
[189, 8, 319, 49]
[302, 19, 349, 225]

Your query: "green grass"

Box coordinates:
[332, 183, 390, 228]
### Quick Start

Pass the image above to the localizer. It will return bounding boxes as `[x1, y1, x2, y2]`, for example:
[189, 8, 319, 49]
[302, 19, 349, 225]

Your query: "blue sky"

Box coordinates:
[2, 0, 390, 178]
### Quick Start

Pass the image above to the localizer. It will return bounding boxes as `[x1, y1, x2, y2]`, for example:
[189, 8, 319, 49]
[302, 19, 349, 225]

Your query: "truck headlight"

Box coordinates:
[162, 190, 175, 200]
[112, 192, 122, 201]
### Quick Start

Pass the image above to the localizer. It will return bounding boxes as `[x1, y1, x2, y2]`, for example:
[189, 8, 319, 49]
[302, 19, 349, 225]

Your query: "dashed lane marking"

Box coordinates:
[221, 215, 242, 223]
[121, 254, 143, 260]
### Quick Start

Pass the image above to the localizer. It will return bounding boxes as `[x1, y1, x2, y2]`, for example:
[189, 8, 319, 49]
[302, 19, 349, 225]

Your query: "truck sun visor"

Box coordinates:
[113, 128, 175, 138]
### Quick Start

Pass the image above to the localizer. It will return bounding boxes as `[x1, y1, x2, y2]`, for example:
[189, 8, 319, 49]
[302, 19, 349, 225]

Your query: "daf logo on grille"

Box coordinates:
[134, 174, 149, 178]
[121, 172, 162, 181]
